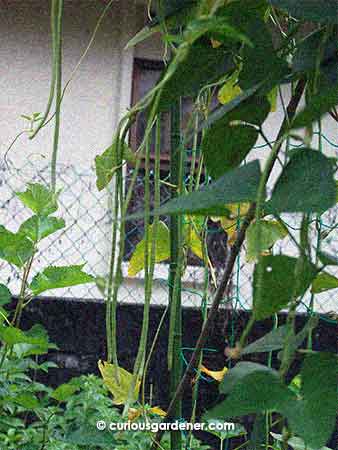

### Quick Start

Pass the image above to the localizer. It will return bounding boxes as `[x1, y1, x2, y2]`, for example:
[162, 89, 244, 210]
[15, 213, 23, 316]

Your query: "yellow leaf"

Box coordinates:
[128, 221, 170, 276]
[149, 406, 167, 417]
[267, 86, 278, 112]
[218, 73, 242, 105]
[128, 407, 142, 421]
[228, 231, 237, 246]
[211, 38, 222, 48]
[219, 203, 250, 235]
[200, 364, 228, 382]
[98, 360, 140, 405]
[184, 220, 203, 260]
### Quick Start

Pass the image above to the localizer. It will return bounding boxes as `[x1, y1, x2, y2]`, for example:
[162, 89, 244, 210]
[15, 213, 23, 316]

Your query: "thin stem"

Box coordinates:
[168, 97, 184, 450]
[51, 0, 64, 192]
[29, 0, 58, 139]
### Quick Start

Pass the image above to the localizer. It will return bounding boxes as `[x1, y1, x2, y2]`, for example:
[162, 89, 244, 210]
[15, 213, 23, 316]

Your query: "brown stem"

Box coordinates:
[151, 78, 306, 449]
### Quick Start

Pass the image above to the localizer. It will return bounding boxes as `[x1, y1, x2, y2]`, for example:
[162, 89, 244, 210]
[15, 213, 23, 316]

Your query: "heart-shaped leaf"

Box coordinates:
[253, 255, 317, 320]
[203, 363, 295, 420]
[267, 149, 336, 214]
[202, 97, 270, 178]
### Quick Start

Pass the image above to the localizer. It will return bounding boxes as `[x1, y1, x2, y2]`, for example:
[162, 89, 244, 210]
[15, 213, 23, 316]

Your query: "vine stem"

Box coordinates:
[151, 78, 306, 449]
[51, 0, 64, 192]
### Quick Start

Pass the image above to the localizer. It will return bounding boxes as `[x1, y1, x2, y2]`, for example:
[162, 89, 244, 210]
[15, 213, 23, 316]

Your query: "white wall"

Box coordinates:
[0, 0, 138, 299]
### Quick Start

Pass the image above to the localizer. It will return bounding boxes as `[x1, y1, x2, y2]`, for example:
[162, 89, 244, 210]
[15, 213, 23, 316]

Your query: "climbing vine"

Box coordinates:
[1, 1, 337, 449]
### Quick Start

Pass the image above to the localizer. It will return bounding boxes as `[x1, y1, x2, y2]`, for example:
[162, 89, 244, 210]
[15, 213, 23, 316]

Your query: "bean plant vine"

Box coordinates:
[2, 1, 337, 450]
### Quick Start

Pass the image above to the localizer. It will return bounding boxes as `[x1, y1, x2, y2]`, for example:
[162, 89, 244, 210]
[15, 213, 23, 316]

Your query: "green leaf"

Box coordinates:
[238, 18, 288, 91]
[0, 324, 48, 346]
[253, 255, 317, 320]
[19, 215, 65, 242]
[148, 160, 262, 217]
[16, 183, 59, 216]
[292, 85, 338, 129]
[64, 428, 118, 447]
[0, 284, 11, 306]
[242, 325, 288, 355]
[51, 383, 80, 402]
[126, 1, 199, 48]
[271, 432, 333, 450]
[95, 139, 136, 191]
[203, 362, 295, 420]
[269, 0, 338, 24]
[318, 251, 338, 266]
[128, 221, 170, 276]
[312, 272, 338, 294]
[29, 264, 94, 295]
[0, 226, 34, 268]
[158, 37, 234, 111]
[267, 149, 336, 214]
[184, 16, 252, 46]
[12, 393, 39, 410]
[282, 352, 338, 449]
[293, 29, 338, 74]
[202, 96, 270, 178]
[12, 324, 51, 357]
[246, 220, 287, 262]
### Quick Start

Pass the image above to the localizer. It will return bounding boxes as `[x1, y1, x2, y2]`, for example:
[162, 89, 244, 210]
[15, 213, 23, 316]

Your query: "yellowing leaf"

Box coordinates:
[128, 407, 142, 421]
[127, 405, 166, 422]
[211, 203, 249, 247]
[211, 38, 222, 48]
[246, 220, 287, 262]
[218, 73, 242, 105]
[98, 360, 140, 405]
[184, 217, 204, 260]
[200, 364, 228, 382]
[149, 406, 167, 417]
[267, 86, 278, 112]
[218, 203, 250, 234]
[128, 221, 170, 276]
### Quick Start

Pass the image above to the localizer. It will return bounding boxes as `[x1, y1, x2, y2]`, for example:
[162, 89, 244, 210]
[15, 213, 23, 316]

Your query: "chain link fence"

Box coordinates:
[1, 154, 337, 314]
